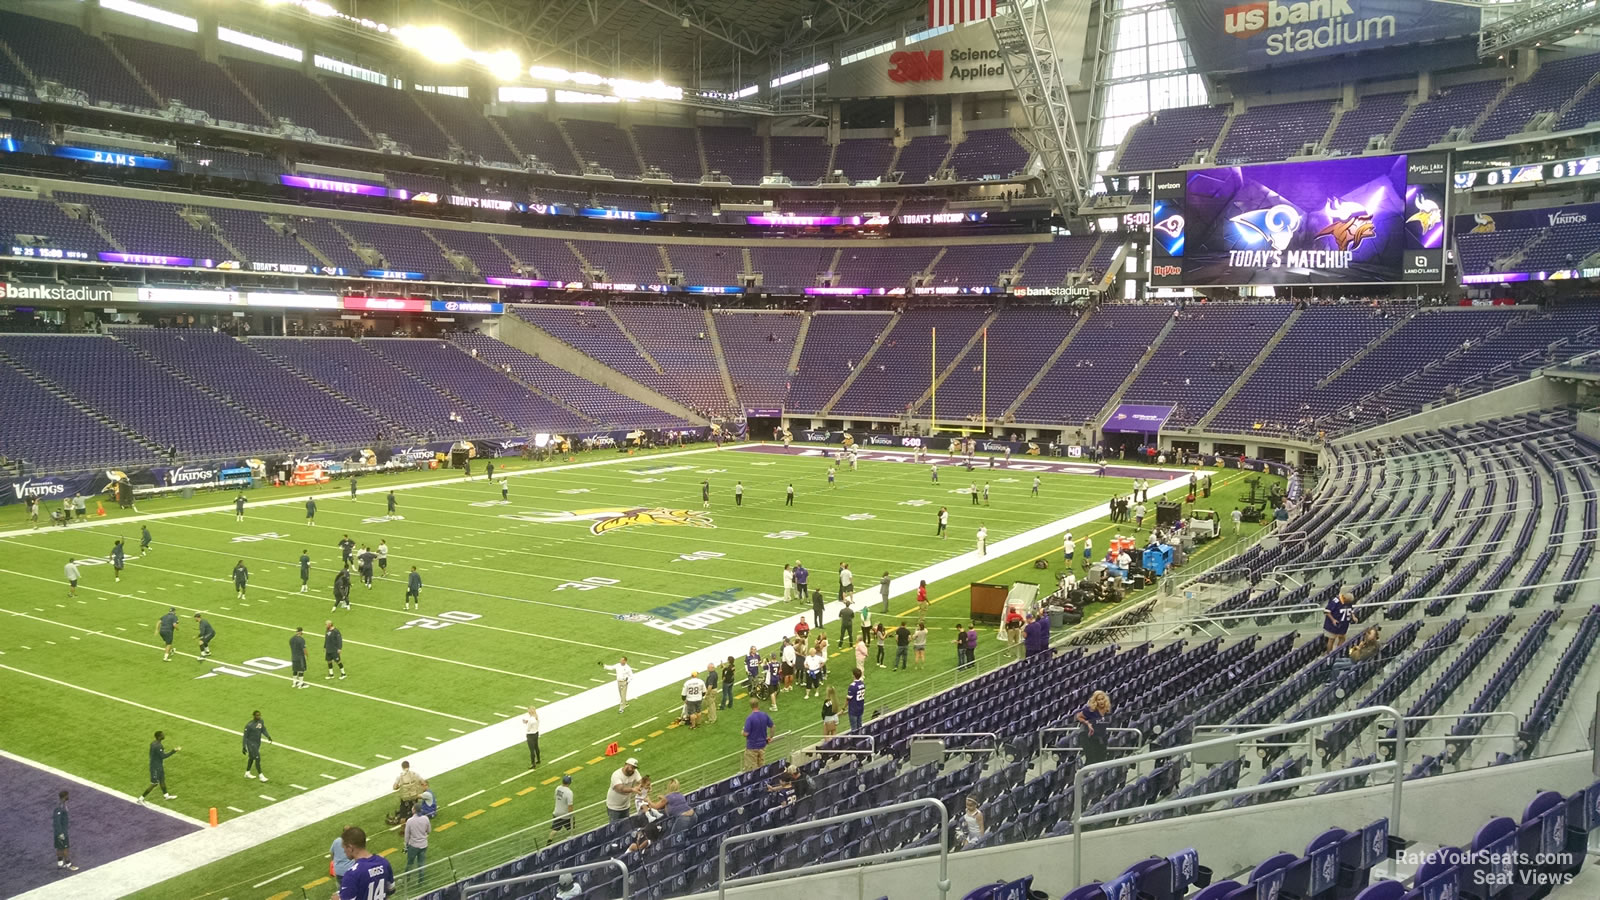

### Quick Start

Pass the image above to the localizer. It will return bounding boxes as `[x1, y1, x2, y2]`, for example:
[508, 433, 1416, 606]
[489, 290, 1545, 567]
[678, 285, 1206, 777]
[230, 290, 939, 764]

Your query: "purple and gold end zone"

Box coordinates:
[0, 753, 199, 899]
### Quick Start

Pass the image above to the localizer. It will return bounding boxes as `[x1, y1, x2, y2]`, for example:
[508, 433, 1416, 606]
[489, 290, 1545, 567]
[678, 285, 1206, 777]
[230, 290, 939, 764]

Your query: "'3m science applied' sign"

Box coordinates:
[1174, 0, 1480, 73]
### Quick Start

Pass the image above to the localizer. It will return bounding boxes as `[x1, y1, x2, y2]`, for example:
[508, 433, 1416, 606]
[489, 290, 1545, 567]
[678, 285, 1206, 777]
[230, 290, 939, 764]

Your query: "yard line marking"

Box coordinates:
[227, 806, 245, 813]
[448, 789, 485, 807]
[629, 738, 646, 746]
[632, 717, 657, 727]
[535, 697, 549, 704]
[0, 563, 590, 690]
[69, 636, 79, 640]
[19, 646, 29, 650]
[319, 774, 337, 781]
[499, 770, 536, 785]
[251, 866, 301, 888]
[516, 785, 538, 796]
[589, 678, 609, 684]
[400, 744, 419, 751]
[425, 736, 441, 742]
[290, 784, 310, 791]
[44, 640, 56, 645]
[113, 626, 126, 631]
[542, 776, 561, 785]
[303, 877, 331, 890]
[258, 794, 278, 802]
[493, 712, 510, 718]
[374, 753, 393, 761]
[648, 730, 664, 738]
[587, 756, 604, 765]
[449, 727, 465, 734]
[0, 607, 488, 726]
[564, 766, 584, 775]
[462, 809, 485, 820]
[490, 797, 511, 808]
[597, 733, 620, 744]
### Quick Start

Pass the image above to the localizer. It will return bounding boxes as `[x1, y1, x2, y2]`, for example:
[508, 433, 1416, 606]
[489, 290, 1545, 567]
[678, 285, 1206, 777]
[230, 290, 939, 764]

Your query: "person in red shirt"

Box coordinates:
[916, 580, 930, 623]
[795, 617, 811, 641]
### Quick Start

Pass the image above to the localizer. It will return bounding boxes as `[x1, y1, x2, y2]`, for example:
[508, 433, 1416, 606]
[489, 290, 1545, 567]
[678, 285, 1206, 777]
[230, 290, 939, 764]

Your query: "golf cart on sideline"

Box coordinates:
[1186, 509, 1221, 541]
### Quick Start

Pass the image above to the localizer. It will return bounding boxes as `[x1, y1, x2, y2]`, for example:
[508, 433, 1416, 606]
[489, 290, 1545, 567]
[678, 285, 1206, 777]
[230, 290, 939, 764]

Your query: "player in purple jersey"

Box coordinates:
[336, 826, 394, 900]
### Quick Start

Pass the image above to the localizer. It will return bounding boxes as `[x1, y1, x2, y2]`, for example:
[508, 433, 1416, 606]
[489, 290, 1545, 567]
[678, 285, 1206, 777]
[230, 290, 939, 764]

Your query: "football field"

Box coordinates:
[0, 444, 1269, 899]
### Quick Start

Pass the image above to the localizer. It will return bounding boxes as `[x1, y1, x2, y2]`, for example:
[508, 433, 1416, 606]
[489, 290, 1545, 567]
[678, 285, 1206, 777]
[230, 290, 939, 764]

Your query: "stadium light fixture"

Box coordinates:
[477, 48, 522, 82]
[101, 0, 199, 32]
[395, 24, 469, 63]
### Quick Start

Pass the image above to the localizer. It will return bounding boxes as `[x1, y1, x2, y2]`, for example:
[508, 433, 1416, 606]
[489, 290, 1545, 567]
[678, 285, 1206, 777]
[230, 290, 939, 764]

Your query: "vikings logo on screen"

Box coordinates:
[1181, 154, 1410, 285]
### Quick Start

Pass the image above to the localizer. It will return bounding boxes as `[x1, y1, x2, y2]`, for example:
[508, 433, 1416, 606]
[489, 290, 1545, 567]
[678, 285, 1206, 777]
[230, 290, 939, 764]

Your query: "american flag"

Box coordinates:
[928, 0, 998, 28]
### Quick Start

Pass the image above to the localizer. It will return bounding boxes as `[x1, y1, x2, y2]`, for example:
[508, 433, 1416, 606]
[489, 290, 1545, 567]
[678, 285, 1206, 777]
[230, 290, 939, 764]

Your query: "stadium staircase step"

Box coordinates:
[1093, 312, 1177, 425]
[553, 120, 588, 173]
[566, 239, 596, 281]
[823, 248, 844, 286]
[623, 126, 649, 178]
[1316, 312, 1416, 390]
[456, 343, 598, 427]
[0, 35, 38, 88]
[240, 339, 414, 438]
[604, 307, 666, 374]
[316, 76, 381, 149]
[111, 334, 314, 443]
[820, 311, 900, 416]
[178, 207, 248, 264]
[1383, 99, 1420, 150]
[1196, 307, 1303, 431]
[101, 38, 164, 107]
[487, 234, 539, 279]
[1207, 104, 1238, 161]
[218, 60, 276, 126]
[51, 195, 126, 253]
[355, 342, 521, 433]
[787, 309, 811, 376]
[1317, 103, 1347, 154]
[1355, 312, 1531, 414]
[703, 309, 741, 412]
[693, 127, 712, 181]
[740, 247, 754, 280]
[273, 217, 337, 269]
[760, 134, 772, 179]
[909, 309, 1001, 416]
[0, 349, 165, 455]
[1464, 78, 1518, 142]
[495, 314, 705, 424]
[423, 229, 479, 277]
[884, 141, 905, 182]
[933, 138, 958, 177]
[1007, 244, 1037, 285]
[824, 140, 838, 182]
[656, 245, 677, 283]
[484, 115, 526, 163]
[329, 221, 386, 268]
[408, 94, 460, 157]
[920, 247, 948, 284]
[1555, 68, 1600, 126]
[1003, 308, 1090, 419]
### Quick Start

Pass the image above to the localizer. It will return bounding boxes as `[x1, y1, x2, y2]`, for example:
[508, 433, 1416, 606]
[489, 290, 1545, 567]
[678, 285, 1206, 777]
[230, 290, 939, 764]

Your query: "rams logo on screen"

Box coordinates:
[503, 507, 715, 535]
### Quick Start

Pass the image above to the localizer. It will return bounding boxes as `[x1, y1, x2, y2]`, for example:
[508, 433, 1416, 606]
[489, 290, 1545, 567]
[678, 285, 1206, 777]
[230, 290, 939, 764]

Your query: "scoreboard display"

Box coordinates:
[1150, 153, 1450, 287]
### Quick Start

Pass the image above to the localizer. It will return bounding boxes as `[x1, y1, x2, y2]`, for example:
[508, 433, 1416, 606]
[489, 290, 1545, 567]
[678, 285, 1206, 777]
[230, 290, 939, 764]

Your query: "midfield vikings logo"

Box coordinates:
[504, 507, 715, 535]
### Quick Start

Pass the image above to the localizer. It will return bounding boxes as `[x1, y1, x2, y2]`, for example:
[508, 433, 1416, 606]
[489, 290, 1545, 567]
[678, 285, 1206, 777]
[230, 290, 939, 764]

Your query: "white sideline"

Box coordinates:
[16, 449, 1192, 900]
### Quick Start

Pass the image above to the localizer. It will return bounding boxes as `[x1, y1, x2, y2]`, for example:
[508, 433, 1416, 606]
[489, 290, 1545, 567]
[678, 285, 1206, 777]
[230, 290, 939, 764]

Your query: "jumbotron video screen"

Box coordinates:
[1150, 153, 1450, 287]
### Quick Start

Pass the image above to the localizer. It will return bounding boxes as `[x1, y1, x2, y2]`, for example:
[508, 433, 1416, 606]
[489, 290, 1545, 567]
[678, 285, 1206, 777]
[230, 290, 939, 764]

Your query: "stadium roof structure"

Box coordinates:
[420, 0, 930, 82]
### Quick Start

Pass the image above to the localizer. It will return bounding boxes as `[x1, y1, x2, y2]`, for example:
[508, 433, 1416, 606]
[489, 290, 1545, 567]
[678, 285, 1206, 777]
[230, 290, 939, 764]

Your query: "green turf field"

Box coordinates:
[0, 444, 1275, 899]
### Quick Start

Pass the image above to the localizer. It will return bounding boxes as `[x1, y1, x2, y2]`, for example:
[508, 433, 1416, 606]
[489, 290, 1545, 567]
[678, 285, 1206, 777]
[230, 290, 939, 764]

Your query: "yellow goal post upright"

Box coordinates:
[927, 325, 991, 439]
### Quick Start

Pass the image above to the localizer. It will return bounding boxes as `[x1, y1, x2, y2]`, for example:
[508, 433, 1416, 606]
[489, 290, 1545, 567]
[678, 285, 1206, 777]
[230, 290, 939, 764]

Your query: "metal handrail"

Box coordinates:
[1037, 726, 1146, 758]
[908, 731, 1001, 757]
[463, 858, 630, 899]
[717, 797, 951, 900]
[1070, 705, 1406, 887]
[800, 733, 876, 757]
